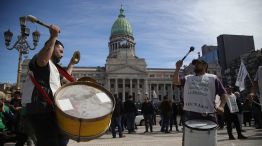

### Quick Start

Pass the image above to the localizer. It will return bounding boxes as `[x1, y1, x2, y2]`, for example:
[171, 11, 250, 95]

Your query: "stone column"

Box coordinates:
[156, 84, 159, 98]
[115, 78, 118, 98]
[130, 79, 132, 96]
[171, 83, 173, 101]
[149, 83, 151, 100]
[107, 78, 110, 91]
[123, 79, 125, 102]
[145, 79, 148, 95]
[137, 79, 140, 102]
[164, 83, 166, 97]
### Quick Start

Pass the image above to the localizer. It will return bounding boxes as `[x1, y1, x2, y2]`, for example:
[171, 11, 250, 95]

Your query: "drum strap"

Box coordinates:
[28, 64, 76, 105]
[29, 73, 53, 105]
[55, 64, 76, 82]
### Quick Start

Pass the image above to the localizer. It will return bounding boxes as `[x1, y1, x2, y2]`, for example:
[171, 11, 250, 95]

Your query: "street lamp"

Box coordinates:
[3, 16, 40, 91]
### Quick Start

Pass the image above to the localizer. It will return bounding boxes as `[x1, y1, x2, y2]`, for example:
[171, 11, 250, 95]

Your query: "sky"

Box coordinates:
[0, 0, 261, 84]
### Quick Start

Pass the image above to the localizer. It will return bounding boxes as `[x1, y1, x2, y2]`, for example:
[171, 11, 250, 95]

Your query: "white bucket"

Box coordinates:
[184, 119, 218, 146]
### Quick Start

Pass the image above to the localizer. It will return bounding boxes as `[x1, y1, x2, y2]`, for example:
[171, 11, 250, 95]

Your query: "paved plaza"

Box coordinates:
[67, 125, 262, 146]
[3, 124, 262, 146]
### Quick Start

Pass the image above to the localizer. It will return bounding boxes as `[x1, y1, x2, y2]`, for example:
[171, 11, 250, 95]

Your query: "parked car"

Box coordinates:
[135, 109, 145, 126]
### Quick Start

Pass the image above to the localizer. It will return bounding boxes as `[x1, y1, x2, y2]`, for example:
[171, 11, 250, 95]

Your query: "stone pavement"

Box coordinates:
[3, 124, 261, 146]
[68, 125, 262, 146]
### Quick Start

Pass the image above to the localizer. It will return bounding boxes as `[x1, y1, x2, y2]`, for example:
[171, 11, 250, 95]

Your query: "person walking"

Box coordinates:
[110, 96, 125, 138]
[170, 102, 179, 132]
[123, 95, 137, 134]
[159, 95, 172, 133]
[141, 96, 154, 133]
[224, 86, 247, 140]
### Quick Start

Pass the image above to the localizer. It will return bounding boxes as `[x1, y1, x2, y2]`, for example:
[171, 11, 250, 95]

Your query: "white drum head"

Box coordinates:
[185, 119, 217, 130]
[55, 83, 113, 119]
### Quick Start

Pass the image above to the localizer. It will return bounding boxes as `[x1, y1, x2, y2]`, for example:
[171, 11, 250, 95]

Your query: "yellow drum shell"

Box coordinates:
[54, 81, 115, 142]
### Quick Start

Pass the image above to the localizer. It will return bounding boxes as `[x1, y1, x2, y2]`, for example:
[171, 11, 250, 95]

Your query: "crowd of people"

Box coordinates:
[108, 86, 261, 140]
[0, 91, 32, 146]
[109, 58, 261, 145]
[109, 94, 183, 138]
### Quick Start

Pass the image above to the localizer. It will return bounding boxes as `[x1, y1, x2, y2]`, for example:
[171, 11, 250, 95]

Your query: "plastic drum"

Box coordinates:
[184, 119, 218, 146]
[54, 81, 115, 142]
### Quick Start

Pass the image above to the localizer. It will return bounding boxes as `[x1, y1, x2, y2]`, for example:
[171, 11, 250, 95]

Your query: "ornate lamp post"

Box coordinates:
[4, 16, 40, 91]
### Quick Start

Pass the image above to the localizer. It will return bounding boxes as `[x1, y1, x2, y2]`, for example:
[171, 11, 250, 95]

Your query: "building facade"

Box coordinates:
[217, 34, 255, 74]
[201, 45, 219, 64]
[73, 7, 180, 103]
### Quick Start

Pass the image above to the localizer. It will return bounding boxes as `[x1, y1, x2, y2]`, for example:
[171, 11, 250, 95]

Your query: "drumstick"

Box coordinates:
[27, 15, 60, 33]
[181, 46, 194, 61]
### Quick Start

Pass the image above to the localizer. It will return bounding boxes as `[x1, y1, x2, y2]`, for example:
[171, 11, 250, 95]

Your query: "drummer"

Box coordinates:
[21, 24, 76, 146]
[173, 59, 228, 141]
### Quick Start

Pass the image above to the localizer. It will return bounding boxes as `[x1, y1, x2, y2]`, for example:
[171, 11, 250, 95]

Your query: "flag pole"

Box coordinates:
[241, 59, 254, 86]
[247, 71, 254, 86]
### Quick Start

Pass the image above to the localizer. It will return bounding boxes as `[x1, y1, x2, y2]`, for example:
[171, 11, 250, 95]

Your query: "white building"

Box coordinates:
[72, 7, 182, 102]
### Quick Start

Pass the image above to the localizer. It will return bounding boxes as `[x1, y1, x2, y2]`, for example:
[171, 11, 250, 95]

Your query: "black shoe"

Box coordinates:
[229, 136, 235, 140]
[144, 131, 148, 133]
[119, 135, 125, 138]
[238, 135, 247, 139]
[112, 136, 116, 138]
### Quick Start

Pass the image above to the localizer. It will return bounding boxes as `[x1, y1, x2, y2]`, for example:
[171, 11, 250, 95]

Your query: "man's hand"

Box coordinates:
[176, 60, 183, 70]
[49, 24, 60, 39]
[215, 106, 224, 115]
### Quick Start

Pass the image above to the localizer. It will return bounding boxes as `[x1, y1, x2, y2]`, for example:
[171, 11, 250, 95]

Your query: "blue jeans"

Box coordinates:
[110, 116, 123, 137]
[143, 114, 153, 132]
[125, 113, 136, 133]
[160, 114, 170, 132]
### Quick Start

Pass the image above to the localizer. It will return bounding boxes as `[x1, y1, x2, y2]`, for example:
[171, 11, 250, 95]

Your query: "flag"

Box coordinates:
[235, 61, 248, 91]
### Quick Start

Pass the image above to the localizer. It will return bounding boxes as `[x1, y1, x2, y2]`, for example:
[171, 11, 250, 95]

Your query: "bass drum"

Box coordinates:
[54, 81, 115, 142]
[184, 119, 218, 146]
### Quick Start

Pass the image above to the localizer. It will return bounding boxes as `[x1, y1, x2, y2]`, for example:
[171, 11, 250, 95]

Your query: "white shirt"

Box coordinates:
[183, 73, 217, 113]
[226, 93, 239, 113]
[21, 60, 61, 106]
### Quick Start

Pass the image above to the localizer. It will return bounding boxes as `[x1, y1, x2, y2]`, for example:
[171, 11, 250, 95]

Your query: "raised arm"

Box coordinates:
[36, 25, 60, 67]
[173, 60, 183, 85]
[215, 78, 228, 115]
[66, 60, 74, 75]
